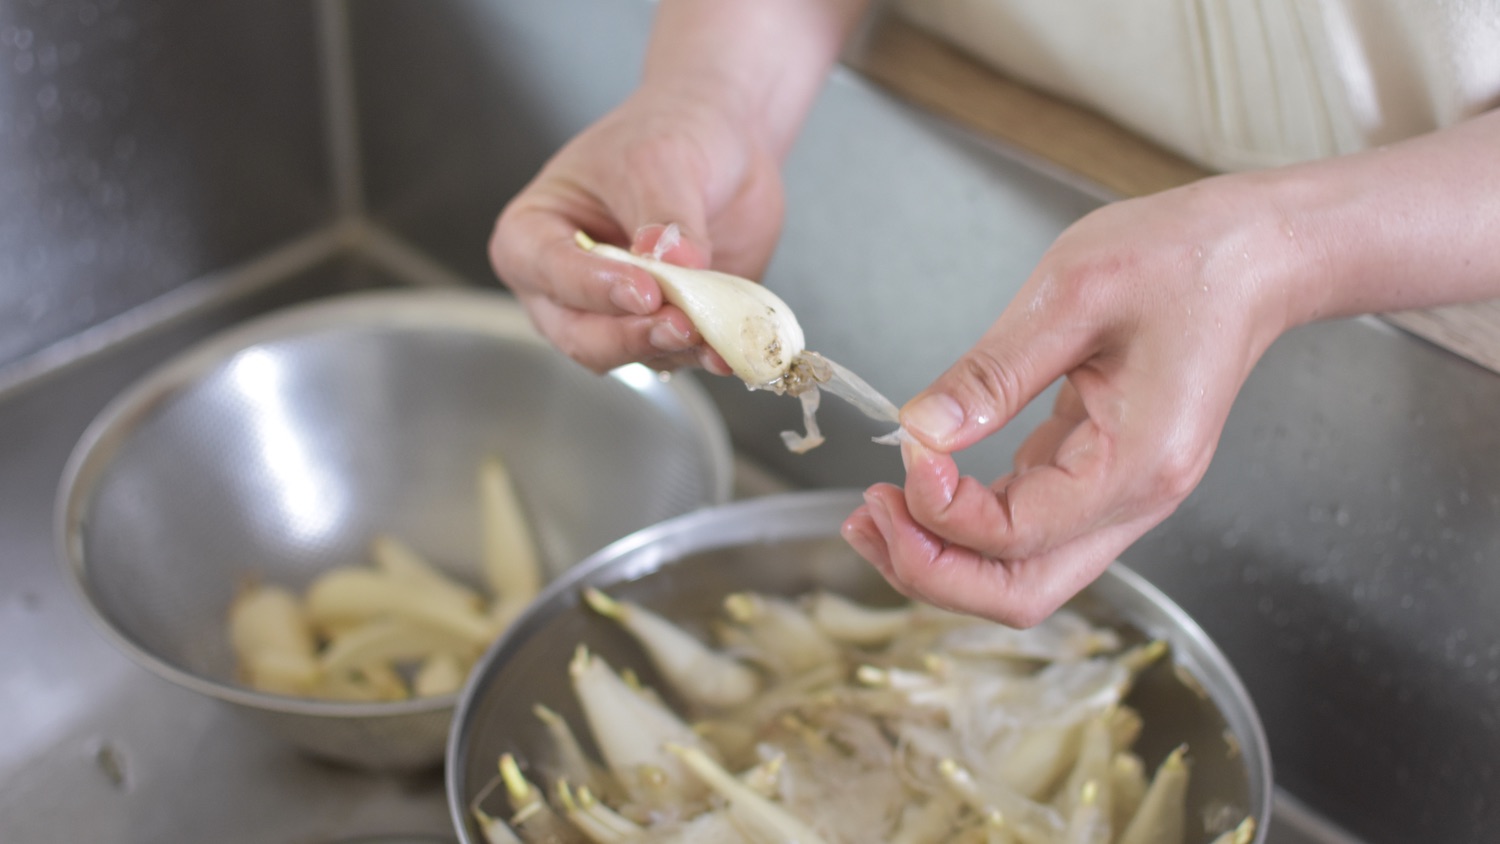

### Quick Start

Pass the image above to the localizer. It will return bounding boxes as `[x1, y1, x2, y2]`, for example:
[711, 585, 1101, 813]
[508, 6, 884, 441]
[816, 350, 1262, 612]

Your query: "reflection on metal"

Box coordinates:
[228, 347, 347, 545]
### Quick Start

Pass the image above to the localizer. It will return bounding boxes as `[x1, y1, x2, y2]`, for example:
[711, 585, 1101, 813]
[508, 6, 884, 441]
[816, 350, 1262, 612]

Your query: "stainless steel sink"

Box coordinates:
[3, 1, 1496, 842]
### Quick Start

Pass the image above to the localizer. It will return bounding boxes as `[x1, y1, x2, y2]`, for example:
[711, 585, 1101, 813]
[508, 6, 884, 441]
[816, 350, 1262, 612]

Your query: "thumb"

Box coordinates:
[632, 223, 711, 270]
[902, 306, 1091, 453]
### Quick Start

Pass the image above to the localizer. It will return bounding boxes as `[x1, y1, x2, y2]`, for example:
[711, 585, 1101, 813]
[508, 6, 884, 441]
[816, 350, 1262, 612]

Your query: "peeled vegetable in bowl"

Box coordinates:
[226, 456, 541, 703]
[447, 491, 1272, 843]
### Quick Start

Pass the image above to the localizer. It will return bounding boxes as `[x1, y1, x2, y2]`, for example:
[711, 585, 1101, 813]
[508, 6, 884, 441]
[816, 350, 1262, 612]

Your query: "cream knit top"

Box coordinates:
[895, 0, 1500, 172]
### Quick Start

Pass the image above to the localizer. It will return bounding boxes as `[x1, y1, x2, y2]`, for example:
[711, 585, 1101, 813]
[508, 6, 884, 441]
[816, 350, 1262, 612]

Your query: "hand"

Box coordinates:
[489, 85, 786, 375]
[842, 174, 1300, 626]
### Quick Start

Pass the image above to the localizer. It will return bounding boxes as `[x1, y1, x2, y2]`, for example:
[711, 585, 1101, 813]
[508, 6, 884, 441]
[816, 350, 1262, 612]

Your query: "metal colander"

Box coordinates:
[55, 289, 733, 771]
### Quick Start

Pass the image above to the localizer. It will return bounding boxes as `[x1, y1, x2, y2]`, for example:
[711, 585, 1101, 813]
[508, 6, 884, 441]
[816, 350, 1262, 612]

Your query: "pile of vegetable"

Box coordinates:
[227, 455, 540, 701]
[472, 587, 1256, 844]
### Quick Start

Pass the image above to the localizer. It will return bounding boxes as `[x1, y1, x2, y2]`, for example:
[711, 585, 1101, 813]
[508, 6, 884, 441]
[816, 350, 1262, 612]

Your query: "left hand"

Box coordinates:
[841, 173, 1299, 626]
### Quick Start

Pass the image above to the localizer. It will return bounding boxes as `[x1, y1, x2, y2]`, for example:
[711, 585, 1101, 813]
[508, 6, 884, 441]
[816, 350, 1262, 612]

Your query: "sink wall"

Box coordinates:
[0, 0, 332, 379]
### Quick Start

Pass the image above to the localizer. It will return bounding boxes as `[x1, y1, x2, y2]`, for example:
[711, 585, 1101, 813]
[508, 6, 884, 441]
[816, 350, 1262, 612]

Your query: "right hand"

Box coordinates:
[489, 85, 787, 375]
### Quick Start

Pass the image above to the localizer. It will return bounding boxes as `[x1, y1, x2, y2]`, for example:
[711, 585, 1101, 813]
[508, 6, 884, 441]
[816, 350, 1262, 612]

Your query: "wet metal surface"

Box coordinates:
[0, 0, 331, 371]
[5, 0, 1495, 841]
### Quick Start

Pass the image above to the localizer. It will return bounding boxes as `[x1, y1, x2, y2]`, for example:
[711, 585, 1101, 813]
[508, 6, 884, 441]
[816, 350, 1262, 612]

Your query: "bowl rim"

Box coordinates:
[445, 488, 1274, 843]
[52, 288, 735, 718]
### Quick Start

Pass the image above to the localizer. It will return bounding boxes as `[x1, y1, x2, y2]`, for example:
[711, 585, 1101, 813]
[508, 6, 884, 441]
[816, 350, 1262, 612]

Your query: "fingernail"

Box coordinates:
[899, 436, 935, 473]
[842, 519, 876, 555]
[904, 394, 965, 446]
[863, 492, 892, 534]
[649, 320, 693, 351]
[610, 282, 651, 315]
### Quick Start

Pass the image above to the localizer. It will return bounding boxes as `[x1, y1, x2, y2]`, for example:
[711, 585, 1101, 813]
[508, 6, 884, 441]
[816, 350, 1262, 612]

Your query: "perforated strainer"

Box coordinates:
[55, 289, 732, 771]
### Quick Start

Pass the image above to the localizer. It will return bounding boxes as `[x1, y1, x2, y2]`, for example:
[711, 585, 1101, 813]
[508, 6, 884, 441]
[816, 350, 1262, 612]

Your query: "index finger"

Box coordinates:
[859, 483, 1155, 626]
[899, 417, 1131, 564]
[489, 203, 663, 318]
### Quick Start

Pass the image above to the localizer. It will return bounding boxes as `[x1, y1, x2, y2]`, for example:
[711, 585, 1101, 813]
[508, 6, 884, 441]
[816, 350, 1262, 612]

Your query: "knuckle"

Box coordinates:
[1149, 442, 1209, 504]
[488, 220, 514, 279]
[951, 349, 1029, 422]
[994, 600, 1054, 630]
[1004, 519, 1051, 562]
[527, 313, 613, 376]
[490, 208, 539, 292]
[623, 130, 707, 183]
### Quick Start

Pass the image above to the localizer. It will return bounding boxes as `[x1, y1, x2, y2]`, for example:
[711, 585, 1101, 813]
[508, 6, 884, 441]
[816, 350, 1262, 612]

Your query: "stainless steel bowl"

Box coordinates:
[55, 288, 733, 771]
[448, 490, 1273, 843]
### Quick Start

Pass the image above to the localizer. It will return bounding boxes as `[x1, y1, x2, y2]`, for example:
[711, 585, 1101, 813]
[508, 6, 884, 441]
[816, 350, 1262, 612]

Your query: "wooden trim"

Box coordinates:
[847, 15, 1500, 374]
[847, 15, 1210, 200]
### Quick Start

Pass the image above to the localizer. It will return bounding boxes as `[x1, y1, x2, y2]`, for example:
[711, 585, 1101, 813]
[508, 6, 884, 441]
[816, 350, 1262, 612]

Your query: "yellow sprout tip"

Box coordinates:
[723, 592, 757, 622]
[641, 764, 669, 787]
[855, 665, 887, 686]
[568, 644, 591, 676]
[1126, 639, 1170, 671]
[582, 587, 623, 619]
[498, 754, 535, 804]
[573, 230, 597, 250]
